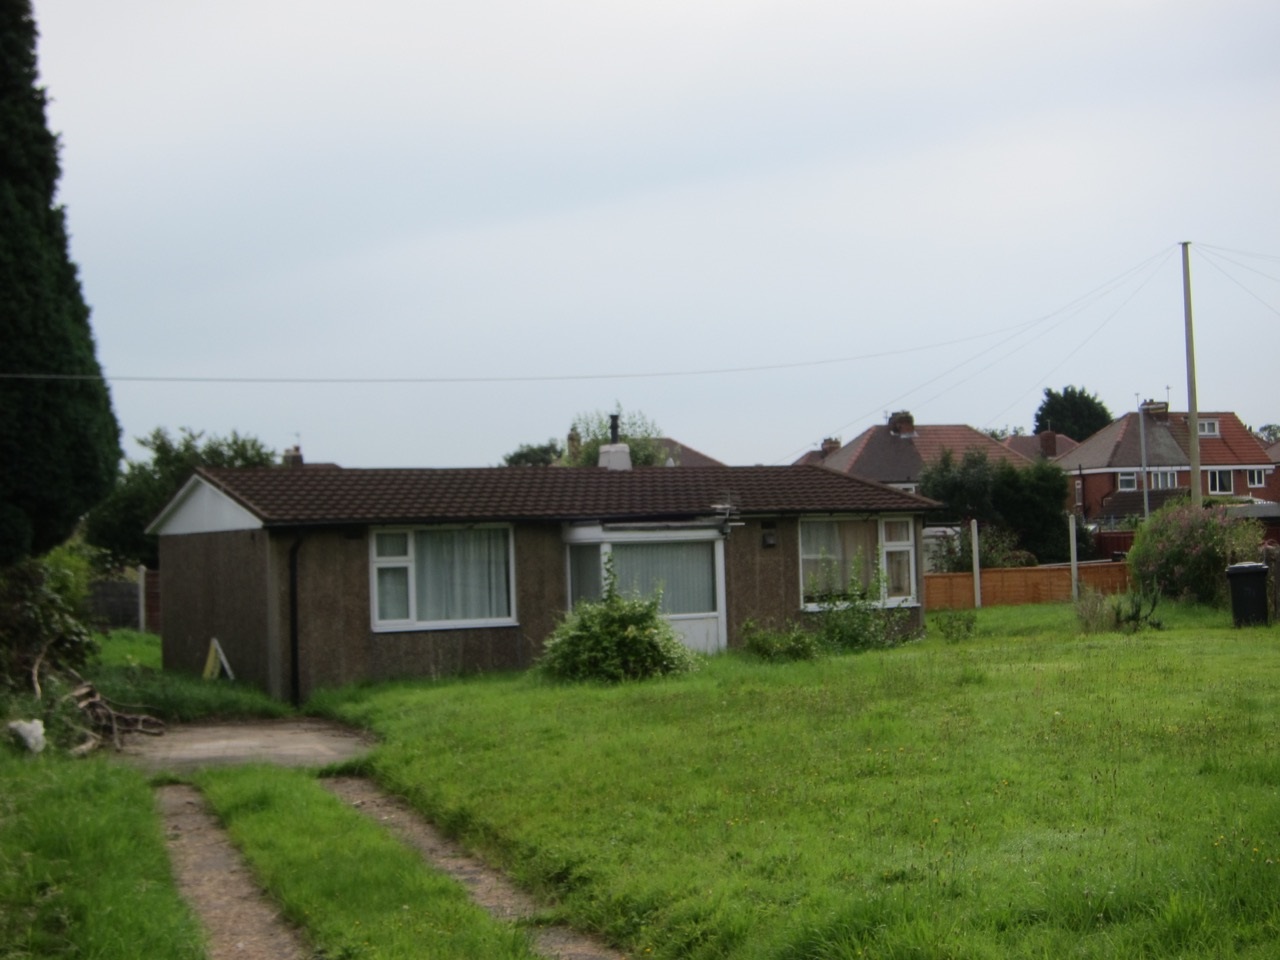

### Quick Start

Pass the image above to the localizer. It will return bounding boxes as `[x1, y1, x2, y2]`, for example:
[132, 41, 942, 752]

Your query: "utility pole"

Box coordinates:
[1182, 242, 1202, 508]
[1136, 395, 1151, 520]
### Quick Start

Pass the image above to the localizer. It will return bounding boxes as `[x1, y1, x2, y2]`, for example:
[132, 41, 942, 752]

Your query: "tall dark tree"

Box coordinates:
[0, 0, 120, 566]
[85, 428, 276, 568]
[1033, 386, 1112, 442]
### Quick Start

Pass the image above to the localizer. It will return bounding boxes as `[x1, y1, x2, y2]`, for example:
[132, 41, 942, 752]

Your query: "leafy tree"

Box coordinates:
[1033, 386, 1112, 441]
[921, 450, 1079, 565]
[502, 438, 563, 467]
[85, 428, 275, 568]
[0, 0, 120, 566]
[983, 425, 1025, 442]
[563, 404, 664, 467]
[1256, 424, 1280, 445]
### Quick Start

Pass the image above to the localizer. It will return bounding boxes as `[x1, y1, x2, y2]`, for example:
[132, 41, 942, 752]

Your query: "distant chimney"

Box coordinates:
[1038, 431, 1057, 458]
[820, 437, 841, 457]
[609, 414, 621, 445]
[283, 445, 304, 468]
[1141, 400, 1169, 422]
[566, 428, 581, 463]
[888, 411, 915, 437]
[597, 442, 632, 470]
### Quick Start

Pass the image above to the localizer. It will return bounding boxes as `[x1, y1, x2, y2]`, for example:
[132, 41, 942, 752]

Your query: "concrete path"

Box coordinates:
[120, 717, 375, 773]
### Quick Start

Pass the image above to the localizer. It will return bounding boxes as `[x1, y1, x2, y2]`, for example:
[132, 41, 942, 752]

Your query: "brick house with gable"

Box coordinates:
[795, 411, 1034, 493]
[1053, 403, 1276, 523]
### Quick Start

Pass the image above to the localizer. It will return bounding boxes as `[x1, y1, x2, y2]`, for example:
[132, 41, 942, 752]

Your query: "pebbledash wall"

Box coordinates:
[160, 515, 926, 701]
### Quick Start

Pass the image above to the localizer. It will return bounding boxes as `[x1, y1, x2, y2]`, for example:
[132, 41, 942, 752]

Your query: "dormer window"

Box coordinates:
[1198, 419, 1219, 437]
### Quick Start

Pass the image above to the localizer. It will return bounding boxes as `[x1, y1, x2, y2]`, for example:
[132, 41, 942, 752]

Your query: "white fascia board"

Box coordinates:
[146, 475, 263, 535]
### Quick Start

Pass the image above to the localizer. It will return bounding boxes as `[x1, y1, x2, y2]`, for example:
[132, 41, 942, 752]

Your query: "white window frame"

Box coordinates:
[1206, 470, 1233, 495]
[1148, 470, 1178, 490]
[1246, 468, 1266, 489]
[562, 524, 727, 650]
[1198, 419, 1220, 437]
[798, 515, 919, 611]
[369, 525, 517, 632]
[563, 525, 725, 615]
[1117, 472, 1137, 492]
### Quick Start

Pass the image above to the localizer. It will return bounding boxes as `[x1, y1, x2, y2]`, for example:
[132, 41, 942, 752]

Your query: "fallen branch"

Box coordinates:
[62, 682, 165, 753]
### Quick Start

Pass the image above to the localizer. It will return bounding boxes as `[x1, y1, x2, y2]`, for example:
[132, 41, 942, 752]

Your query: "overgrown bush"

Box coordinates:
[539, 561, 698, 683]
[811, 568, 916, 652]
[741, 620, 827, 662]
[0, 555, 98, 695]
[1127, 502, 1263, 605]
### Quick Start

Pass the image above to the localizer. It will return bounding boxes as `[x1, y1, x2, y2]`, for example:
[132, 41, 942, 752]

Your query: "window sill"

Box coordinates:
[372, 618, 518, 634]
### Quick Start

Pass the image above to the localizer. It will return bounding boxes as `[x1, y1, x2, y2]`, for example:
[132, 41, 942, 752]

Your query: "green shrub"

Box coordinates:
[1127, 502, 1263, 605]
[741, 620, 827, 662]
[539, 560, 699, 683]
[0, 556, 98, 695]
[811, 571, 916, 652]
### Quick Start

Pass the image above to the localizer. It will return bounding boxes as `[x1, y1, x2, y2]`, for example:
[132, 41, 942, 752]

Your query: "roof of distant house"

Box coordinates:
[798, 412, 1033, 485]
[653, 437, 725, 467]
[1003, 431, 1078, 460]
[159, 463, 937, 530]
[1054, 408, 1272, 472]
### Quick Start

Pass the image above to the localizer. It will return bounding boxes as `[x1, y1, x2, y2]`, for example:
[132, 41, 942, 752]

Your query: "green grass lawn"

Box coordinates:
[312, 602, 1280, 959]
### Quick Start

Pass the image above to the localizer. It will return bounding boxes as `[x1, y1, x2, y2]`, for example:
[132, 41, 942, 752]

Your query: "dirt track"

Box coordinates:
[127, 719, 627, 960]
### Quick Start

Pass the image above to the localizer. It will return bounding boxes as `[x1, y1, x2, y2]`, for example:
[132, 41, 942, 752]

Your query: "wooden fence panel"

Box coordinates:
[924, 562, 1130, 611]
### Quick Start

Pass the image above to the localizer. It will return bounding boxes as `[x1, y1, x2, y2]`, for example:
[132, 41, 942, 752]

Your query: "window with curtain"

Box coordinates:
[371, 526, 514, 629]
[799, 518, 877, 602]
[799, 517, 917, 607]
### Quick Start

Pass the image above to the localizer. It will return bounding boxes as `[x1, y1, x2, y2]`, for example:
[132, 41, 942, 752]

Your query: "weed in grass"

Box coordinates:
[932, 609, 978, 644]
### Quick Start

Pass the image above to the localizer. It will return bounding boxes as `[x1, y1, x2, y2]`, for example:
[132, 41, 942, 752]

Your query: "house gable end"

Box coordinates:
[147, 475, 264, 535]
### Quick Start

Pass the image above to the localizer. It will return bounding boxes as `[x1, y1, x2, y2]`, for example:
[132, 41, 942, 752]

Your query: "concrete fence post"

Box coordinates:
[970, 519, 981, 609]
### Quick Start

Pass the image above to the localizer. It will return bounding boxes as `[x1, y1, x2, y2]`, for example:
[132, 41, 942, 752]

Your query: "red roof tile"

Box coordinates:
[194, 464, 937, 527]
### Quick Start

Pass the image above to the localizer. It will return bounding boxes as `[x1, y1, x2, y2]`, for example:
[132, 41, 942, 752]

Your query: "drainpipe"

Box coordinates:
[288, 535, 307, 706]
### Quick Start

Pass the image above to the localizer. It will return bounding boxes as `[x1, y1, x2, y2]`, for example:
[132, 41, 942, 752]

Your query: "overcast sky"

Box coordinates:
[31, 0, 1280, 468]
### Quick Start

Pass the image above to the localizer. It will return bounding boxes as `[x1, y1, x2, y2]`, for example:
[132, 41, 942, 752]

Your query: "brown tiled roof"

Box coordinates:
[1269, 440, 1280, 464]
[1004, 432, 1079, 460]
[194, 464, 937, 527]
[1055, 411, 1271, 471]
[816, 423, 1032, 484]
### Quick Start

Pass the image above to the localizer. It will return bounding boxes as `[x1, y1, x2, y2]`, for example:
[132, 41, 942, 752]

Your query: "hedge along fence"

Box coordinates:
[924, 560, 1130, 611]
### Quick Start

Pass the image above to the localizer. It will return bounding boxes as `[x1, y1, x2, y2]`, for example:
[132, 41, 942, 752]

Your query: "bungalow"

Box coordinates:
[149, 459, 936, 701]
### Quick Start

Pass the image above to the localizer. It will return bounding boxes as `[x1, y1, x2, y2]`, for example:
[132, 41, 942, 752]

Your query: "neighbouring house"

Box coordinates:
[1003, 430, 1078, 461]
[148, 457, 935, 701]
[1053, 403, 1277, 524]
[796, 411, 1035, 493]
[653, 438, 725, 467]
